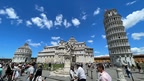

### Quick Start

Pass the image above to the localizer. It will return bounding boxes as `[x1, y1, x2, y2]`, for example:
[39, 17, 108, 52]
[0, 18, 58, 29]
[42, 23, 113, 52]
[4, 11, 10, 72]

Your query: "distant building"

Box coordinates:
[37, 37, 94, 63]
[103, 9, 135, 66]
[0, 58, 11, 63]
[94, 54, 144, 63]
[12, 43, 32, 63]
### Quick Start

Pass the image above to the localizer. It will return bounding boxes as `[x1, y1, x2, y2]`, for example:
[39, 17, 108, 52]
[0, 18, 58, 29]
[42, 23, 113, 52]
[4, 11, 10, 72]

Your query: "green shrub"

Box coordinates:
[52, 64, 64, 71]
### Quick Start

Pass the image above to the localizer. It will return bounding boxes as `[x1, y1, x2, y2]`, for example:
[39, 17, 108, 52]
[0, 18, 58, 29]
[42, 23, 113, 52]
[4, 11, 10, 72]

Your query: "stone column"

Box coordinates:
[116, 68, 127, 81]
[63, 55, 71, 75]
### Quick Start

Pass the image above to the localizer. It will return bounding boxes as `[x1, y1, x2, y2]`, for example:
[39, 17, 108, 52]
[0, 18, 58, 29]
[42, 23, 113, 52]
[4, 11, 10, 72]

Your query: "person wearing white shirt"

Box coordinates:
[26, 62, 35, 81]
[76, 64, 86, 81]
[96, 63, 112, 81]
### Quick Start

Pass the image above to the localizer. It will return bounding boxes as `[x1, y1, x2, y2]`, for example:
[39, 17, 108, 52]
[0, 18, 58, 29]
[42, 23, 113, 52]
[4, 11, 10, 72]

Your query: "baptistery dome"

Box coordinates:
[12, 43, 32, 63]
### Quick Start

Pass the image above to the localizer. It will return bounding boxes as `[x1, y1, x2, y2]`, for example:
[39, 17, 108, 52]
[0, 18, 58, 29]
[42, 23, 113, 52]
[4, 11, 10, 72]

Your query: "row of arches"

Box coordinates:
[109, 47, 131, 54]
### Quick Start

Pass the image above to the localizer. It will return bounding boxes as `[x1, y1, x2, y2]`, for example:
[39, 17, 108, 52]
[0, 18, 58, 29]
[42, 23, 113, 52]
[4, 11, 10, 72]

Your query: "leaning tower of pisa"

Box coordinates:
[103, 9, 135, 66]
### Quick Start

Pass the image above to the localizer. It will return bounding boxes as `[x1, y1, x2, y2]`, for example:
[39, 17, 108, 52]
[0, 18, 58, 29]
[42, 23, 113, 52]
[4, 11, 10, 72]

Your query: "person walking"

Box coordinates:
[33, 65, 45, 81]
[136, 62, 141, 73]
[96, 63, 112, 81]
[76, 64, 86, 81]
[2, 63, 14, 81]
[70, 66, 77, 81]
[0, 63, 3, 80]
[124, 65, 132, 78]
[26, 62, 35, 81]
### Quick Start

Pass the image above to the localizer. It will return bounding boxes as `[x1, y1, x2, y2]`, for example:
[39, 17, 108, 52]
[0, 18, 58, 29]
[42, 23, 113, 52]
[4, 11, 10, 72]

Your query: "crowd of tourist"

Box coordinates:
[0, 61, 143, 81]
[0, 62, 46, 81]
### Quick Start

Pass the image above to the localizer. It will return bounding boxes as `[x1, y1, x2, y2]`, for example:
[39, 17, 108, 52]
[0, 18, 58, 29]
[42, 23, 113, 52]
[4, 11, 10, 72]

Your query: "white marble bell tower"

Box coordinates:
[103, 9, 135, 66]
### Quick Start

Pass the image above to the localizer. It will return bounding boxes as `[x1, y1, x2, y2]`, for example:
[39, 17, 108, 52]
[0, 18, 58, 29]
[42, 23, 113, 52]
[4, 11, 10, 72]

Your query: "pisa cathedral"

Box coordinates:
[37, 37, 94, 63]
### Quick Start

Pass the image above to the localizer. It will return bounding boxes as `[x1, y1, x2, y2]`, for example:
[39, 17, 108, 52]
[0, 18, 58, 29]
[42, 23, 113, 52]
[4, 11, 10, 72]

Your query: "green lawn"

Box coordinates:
[37, 63, 64, 71]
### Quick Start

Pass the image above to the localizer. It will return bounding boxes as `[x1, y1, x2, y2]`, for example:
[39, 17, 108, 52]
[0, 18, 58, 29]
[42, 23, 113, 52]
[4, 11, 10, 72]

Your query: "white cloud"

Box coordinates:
[94, 51, 100, 54]
[131, 47, 144, 54]
[51, 41, 58, 46]
[51, 36, 60, 40]
[41, 13, 53, 29]
[5, 8, 19, 19]
[0, 8, 19, 19]
[105, 45, 108, 48]
[126, 0, 137, 6]
[81, 11, 87, 20]
[82, 15, 87, 20]
[31, 17, 43, 28]
[102, 35, 106, 39]
[26, 20, 32, 26]
[16, 19, 23, 25]
[93, 7, 100, 16]
[35, 5, 44, 12]
[94, 54, 109, 57]
[131, 32, 144, 40]
[72, 18, 80, 26]
[87, 40, 93, 43]
[63, 19, 71, 28]
[91, 35, 95, 38]
[26, 39, 41, 47]
[54, 14, 63, 26]
[122, 8, 144, 29]
[0, 9, 6, 14]
[31, 13, 53, 29]
[92, 23, 96, 26]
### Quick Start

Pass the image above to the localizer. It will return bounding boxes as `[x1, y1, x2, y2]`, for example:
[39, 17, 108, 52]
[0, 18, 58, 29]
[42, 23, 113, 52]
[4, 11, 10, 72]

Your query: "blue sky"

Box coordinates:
[0, 0, 144, 58]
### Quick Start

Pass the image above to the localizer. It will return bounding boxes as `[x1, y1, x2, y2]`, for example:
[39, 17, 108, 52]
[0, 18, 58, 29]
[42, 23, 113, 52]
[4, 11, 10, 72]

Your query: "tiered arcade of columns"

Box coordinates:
[103, 9, 135, 66]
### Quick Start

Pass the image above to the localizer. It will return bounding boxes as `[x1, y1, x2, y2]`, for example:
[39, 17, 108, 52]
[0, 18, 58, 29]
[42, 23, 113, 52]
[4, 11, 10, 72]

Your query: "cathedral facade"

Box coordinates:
[37, 37, 94, 63]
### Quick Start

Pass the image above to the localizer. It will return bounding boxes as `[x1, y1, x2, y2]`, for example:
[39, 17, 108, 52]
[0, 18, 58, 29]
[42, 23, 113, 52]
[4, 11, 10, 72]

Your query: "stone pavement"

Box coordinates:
[85, 67, 144, 81]
[1, 67, 144, 81]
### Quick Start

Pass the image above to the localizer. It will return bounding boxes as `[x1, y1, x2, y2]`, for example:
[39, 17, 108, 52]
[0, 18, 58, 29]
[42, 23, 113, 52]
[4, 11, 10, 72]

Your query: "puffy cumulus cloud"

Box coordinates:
[131, 32, 144, 40]
[91, 35, 95, 38]
[63, 19, 71, 28]
[72, 18, 80, 26]
[0, 8, 19, 19]
[26, 20, 32, 26]
[54, 14, 63, 26]
[35, 5, 44, 12]
[31, 17, 43, 27]
[51, 36, 60, 40]
[126, 0, 137, 6]
[102, 35, 106, 39]
[93, 7, 100, 16]
[131, 47, 144, 54]
[0, 7, 23, 25]
[51, 41, 58, 46]
[122, 8, 144, 29]
[5, 8, 19, 19]
[31, 13, 53, 29]
[26, 39, 41, 47]
[87, 40, 93, 43]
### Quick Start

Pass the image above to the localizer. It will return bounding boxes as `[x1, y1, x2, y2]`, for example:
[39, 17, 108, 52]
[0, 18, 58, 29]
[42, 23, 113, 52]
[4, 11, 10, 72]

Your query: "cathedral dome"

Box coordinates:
[14, 43, 32, 55]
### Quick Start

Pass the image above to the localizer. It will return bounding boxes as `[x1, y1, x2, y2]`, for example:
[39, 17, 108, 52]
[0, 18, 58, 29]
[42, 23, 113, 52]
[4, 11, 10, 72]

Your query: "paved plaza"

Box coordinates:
[1, 66, 144, 81]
